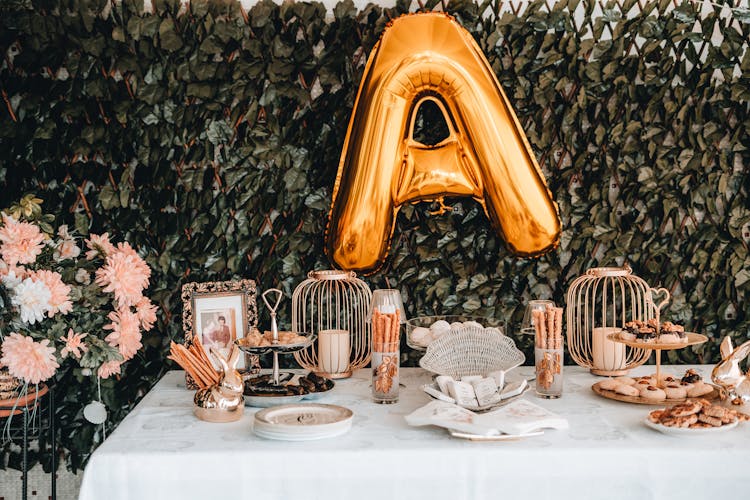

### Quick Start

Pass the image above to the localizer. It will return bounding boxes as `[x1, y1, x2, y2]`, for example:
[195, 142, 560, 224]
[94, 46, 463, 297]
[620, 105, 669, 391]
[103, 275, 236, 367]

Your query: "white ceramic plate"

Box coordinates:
[253, 403, 353, 441]
[644, 418, 739, 435]
[449, 429, 544, 441]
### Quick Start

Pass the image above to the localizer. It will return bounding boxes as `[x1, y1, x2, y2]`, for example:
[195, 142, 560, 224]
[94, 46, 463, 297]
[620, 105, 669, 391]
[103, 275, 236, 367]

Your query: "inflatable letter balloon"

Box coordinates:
[326, 13, 561, 274]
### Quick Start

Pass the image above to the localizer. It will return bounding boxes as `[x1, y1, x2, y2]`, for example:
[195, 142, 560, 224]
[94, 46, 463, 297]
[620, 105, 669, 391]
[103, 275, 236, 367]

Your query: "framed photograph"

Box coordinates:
[182, 279, 258, 372]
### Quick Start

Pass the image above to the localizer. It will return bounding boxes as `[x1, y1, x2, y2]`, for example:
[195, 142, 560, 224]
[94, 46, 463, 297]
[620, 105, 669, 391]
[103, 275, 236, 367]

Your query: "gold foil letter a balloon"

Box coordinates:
[326, 13, 561, 274]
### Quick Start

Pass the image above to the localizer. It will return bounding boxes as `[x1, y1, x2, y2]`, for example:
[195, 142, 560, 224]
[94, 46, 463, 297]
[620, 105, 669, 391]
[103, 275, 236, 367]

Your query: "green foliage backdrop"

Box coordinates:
[1, 0, 748, 470]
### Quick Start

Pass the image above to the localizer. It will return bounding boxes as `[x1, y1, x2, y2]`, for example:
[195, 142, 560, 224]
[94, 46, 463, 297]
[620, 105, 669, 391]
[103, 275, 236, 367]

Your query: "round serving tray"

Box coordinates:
[591, 380, 720, 405]
[607, 332, 708, 351]
[235, 332, 316, 355]
[244, 376, 335, 408]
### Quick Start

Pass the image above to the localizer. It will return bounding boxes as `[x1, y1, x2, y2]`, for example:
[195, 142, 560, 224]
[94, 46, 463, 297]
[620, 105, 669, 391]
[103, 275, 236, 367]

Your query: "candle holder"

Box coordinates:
[292, 270, 372, 379]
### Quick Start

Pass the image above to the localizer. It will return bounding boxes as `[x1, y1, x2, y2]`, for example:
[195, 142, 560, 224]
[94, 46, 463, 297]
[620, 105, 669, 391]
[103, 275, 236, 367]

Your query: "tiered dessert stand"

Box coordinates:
[235, 289, 317, 406]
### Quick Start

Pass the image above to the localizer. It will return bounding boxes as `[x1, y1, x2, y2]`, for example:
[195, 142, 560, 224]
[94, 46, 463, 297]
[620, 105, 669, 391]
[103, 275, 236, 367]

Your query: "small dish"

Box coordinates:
[644, 418, 739, 435]
[449, 429, 544, 441]
[253, 403, 353, 441]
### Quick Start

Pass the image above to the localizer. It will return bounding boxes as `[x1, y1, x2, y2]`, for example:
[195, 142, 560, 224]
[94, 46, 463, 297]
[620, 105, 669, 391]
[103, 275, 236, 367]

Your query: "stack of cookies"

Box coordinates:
[649, 399, 750, 429]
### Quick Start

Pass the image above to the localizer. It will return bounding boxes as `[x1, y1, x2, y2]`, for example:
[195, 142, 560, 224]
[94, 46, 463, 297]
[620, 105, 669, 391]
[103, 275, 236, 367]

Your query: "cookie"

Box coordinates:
[661, 414, 697, 428]
[664, 384, 687, 400]
[599, 379, 621, 391]
[648, 409, 666, 423]
[697, 414, 722, 427]
[615, 384, 640, 397]
[669, 401, 702, 417]
[640, 385, 667, 401]
[689, 422, 713, 429]
[703, 405, 732, 419]
[613, 376, 636, 386]
[687, 382, 713, 398]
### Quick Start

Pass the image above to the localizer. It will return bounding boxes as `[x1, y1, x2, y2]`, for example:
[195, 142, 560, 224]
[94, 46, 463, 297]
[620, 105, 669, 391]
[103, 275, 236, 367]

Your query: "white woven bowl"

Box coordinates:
[419, 327, 525, 378]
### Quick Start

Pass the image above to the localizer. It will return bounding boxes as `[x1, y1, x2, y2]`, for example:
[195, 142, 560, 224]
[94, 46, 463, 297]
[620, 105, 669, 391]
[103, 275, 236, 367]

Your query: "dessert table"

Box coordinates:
[78, 365, 750, 500]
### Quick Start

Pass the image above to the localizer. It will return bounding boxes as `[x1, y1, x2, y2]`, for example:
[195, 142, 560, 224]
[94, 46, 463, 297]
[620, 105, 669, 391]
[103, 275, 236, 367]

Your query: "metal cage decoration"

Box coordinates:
[292, 270, 372, 379]
[566, 265, 653, 376]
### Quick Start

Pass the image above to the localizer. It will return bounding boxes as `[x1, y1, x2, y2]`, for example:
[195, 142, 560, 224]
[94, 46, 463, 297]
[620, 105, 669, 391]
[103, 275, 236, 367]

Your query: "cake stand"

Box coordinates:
[606, 332, 708, 386]
[235, 289, 316, 404]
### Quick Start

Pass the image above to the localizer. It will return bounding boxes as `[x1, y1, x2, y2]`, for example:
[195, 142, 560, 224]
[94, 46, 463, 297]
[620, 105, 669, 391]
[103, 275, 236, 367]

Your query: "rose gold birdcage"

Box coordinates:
[566, 265, 653, 376]
[292, 270, 372, 379]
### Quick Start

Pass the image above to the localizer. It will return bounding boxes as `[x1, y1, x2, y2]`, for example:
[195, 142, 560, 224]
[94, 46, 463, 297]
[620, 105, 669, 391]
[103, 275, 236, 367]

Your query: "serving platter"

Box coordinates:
[644, 418, 739, 435]
[592, 381, 720, 406]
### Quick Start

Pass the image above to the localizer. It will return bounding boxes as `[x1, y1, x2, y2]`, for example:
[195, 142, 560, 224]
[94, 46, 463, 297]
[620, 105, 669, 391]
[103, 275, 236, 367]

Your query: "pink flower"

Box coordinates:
[54, 237, 80, 261]
[60, 328, 88, 359]
[0, 264, 26, 287]
[135, 297, 158, 330]
[97, 360, 121, 379]
[104, 308, 142, 361]
[0, 214, 46, 266]
[0, 333, 59, 384]
[29, 270, 72, 316]
[95, 242, 151, 307]
[84, 233, 116, 260]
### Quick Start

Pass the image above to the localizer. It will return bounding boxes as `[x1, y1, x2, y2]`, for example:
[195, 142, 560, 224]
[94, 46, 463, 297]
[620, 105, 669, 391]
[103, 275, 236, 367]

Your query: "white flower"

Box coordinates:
[10, 277, 52, 324]
[2, 269, 23, 291]
[75, 268, 90, 284]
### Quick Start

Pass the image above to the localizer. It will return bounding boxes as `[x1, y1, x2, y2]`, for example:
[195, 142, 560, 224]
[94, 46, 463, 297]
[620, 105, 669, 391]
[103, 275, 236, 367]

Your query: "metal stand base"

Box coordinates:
[1, 384, 57, 500]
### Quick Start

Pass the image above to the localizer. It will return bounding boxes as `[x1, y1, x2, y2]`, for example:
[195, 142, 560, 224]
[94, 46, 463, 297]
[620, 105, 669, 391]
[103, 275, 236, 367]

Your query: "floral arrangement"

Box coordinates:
[0, 195, 156, 398]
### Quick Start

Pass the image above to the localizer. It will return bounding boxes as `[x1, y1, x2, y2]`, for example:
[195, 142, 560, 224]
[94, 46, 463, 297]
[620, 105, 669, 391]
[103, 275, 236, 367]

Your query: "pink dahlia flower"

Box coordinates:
[104, 308, 142, 361]
[0, 333, 59, 384]
[60, 328, 88, 359]
[95, 242, 151, 307]
[135, 297, 158, 331]
[30, 270, 72, 316]
[84, 233, 116, 260]
[97, 360, 121, 379]
[0, 214, 46, 266]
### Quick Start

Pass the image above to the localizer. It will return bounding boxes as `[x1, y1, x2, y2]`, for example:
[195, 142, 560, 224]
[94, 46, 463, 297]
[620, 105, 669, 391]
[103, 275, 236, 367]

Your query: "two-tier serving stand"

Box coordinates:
[235, 289, 316, 389]
[607, 288, 707, 386]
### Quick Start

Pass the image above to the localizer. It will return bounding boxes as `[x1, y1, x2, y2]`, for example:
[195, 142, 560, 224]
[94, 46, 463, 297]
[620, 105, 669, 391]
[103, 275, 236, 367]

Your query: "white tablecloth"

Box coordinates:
[79, 365, 750, 500]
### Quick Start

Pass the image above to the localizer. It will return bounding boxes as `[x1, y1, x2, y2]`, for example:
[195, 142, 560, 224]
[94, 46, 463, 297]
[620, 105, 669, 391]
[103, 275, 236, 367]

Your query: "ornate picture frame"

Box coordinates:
[181, 279, 259, 379]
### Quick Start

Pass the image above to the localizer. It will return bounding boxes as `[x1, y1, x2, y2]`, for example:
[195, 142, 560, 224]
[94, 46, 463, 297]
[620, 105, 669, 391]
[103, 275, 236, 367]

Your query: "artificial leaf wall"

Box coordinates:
[0, 0, 748, 469]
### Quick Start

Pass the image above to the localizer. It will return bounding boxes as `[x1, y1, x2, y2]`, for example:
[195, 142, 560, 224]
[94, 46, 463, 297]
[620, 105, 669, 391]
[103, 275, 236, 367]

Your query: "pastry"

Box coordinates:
[449, 322, 464, 331]
[681, 369, 702, 384]
[463, 320, 483, 330]
[687, 382, 714, 398]
[661, 375, 679, 385]
[664, 384, 687, 400]
[614, 376, 636, 386]
[657, 332, 680, 344]
[639, 385, 667, 401]
[615, 384, 640, 397]
[599, 378, 621, 391]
